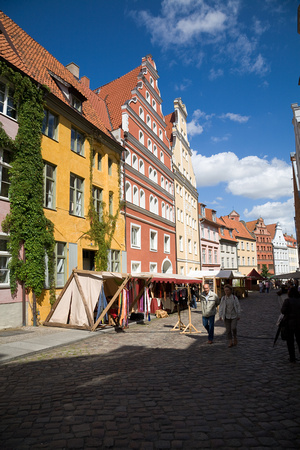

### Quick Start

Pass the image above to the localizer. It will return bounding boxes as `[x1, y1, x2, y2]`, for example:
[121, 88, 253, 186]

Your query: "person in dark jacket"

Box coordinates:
[281, 286, 300, 363]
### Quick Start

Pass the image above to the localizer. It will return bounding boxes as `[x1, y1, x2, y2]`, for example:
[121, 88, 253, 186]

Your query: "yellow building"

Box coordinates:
[0, 12, 125, 326]
[165, 99, 201, 274]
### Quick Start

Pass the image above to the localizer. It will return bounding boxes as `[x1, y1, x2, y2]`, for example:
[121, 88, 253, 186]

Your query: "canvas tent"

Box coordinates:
[44, 270, 151, 331]
[272, 271, 300, 280]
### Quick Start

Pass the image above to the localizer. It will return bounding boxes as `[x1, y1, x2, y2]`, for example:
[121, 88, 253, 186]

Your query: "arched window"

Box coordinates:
[154, 197, 158, 214]
[139, 130, 144, 145]
[161, 176, 164, 187]
[146, 115, 151, 127]
[150, 194, 154, 212]
[132, 154, 138, 170]
[149, 166, 153, 180]
[146, 91, 150, 103]
[166, 204, 170, 220]
[125, 150, 131, 165]
[159, 129, 163, 140]
[152, 99, 156, 111]
[160, 151, 164, 163]
[139, 107, 144, 120]
[170, 207, 173, 222]
[165, 180, 168, 192]
[148, 139, 152, 152]
[153, 122, 157, 134]
[133, 185, 139, 205]
[140, 190, 145, 208]
[153, 170, 157, 183]
[153, 144, 157, 157]
[162, 202, 165, 218]
[125, 181, 131, 202]
[139, 159, 144, 174]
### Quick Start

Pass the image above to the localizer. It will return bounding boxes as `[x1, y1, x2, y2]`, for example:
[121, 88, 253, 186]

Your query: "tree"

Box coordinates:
[261, 264, 270, 279]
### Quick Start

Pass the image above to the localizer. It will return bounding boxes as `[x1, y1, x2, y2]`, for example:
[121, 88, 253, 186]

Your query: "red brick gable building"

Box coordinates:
[96, 55, 176, 274]
[246, 218, 274, 275]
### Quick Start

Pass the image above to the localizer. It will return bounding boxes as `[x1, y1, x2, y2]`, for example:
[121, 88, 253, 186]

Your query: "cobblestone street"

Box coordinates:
[0, 290, 299, 449]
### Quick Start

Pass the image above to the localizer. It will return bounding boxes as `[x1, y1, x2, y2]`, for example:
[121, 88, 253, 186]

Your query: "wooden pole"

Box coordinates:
[73, 272, 94, 328]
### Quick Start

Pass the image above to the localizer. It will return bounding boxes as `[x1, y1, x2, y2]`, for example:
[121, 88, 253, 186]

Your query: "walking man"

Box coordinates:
[200, 283, 220, 344]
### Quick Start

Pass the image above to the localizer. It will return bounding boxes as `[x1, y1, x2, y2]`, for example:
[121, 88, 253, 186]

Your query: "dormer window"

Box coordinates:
[220, 227, 224, 236]
[212, 212, 216, 222]
[201, 205, 205, 217]
[71, 94, 82, 112]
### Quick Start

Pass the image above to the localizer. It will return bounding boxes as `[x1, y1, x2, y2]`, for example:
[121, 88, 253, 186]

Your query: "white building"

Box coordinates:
[267, 223, 289, 275]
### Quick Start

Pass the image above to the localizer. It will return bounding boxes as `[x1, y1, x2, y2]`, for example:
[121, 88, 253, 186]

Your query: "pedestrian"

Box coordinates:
[259, 281, 263, 293]
[199, 283, 220, 344]
[189, 284, 198, 309]
[281, 286, 300, 363]
[219, 284, 241, 348]
[265, 280, 270, 294]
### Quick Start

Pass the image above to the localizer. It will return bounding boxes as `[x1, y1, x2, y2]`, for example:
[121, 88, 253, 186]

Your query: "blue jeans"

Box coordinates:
[190, 295, 197, 309]
[202, 315, 215, 341]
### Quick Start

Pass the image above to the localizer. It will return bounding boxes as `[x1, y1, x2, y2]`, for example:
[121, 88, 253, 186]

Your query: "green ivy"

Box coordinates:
[0, 62, 55, 302]
[86, 139, 120, 271]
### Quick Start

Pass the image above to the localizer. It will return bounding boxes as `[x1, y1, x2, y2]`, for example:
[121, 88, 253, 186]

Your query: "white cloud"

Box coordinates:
[186, 120, 204, 137]
[211, 134, 230, 143]
[131, 0, 269, 76]
[219, 112, 250, 123]
[244, 198, 295, 236]
[191, 151, 293, 200]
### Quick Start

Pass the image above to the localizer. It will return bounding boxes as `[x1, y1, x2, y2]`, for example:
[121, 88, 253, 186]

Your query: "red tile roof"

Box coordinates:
[221, 215, 255, 241]
[95, 66, 142, 130]
[165, 112, 175, 145]
[245, 220, 257, 232]
[0, 11, 113, 137]
[217, 217, 237, 243]
[266, 223, 276, 240]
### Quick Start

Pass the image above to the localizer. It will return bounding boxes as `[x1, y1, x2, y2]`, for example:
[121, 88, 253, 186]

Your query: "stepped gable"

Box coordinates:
[95, 66, 142, 130]
[222, 214, 255, 241]
[266, 223, 276, 240]
[0, 11, 112, 137]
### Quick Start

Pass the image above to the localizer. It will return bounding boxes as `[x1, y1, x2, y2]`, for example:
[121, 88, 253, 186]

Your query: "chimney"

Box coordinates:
[65, 62, 79, 79]
[81, 76, 90, 88]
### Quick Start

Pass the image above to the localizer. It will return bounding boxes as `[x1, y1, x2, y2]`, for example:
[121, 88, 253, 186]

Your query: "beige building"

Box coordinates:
[165, 98, 200, 274]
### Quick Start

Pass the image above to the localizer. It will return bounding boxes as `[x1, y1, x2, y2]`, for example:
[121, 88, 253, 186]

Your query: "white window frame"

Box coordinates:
[69, 173, 84, 217]
[0, 235, 10, 287]
[164, 234, 170, 254]
[0, 80, 17, 119]
[150, 229, 158, 252]
[131, 224, 141, 249]
[71, 127, 84, 156]
[0, 148, 12, 200]
[131, 260, 141, 273]
[43, 162, 56, 209]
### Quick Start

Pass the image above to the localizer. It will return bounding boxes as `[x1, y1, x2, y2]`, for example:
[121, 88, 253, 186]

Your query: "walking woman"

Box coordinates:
[219, 284, 241, 348]
[281, 286, 300, 363]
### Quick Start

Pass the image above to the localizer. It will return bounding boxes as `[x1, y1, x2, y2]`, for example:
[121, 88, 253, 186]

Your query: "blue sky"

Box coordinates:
[3, 0, 300, 234]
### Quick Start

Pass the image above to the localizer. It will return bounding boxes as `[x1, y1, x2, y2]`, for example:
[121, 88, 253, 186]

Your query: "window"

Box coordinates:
[247, 257, 250, 265]
[147, 115, 151, 127]
[133, 186, 138, 205]
[139, 107, 144, 120]
[131, 224, 141, 248]
[212, 212, 216, 222]
[153, 122, 157, 134]
[241, 241, 244, 250]
[251, 243, 254, 251]
[108, 250, 120, 272]
[108, 158, 113, 175]
[71, 95, 82, 112]
[201, 205, 205, 216]
[146, 91, 150, 103]
[125, 150, 131, 165]
[139, 160, 144, 174]
[147, 139, 152, 151]
[161, 176, 164, 187]
[109, 191, 113, 215]
[162, 202, 165, 218]
[188, 239, 192, 254]
[97, 154, 102, 171]
[242, 256, 245, 265]
[150, 230, 158, 251]
[125, 182, 131, 202]
[179, 236, 183, 252]
[140, 190, 145, 208]
[150, 262, 157, 273]
[153, 145, 157, 157]
[214, 249, 217, 263]
[42, 109, 58, 140]
[71, 127, 84, 155]
[177, 208, 180, 221]
[152, 99, 156, 111]
[0, 81, 17, 119]
[43, 162, 56, 209]
[164, 235, 170, 253]
[246, 242, 249, 250]
[55, 242, 66, 287]
[70, 174, 84, 216]
[93, 186, 103, 219]
[132, 154, 138, 170]
[131, 261, 141, 273]
[0, 237, 10, 286]
[159, 129, 163, 140]
[209, 249, 212, 263]
[0, 149, 12, 199]
[202, 248, 206, 264]
[160, 151, 164, 163]
[194, 242, 198, 255]
[139, 131, 144, 145]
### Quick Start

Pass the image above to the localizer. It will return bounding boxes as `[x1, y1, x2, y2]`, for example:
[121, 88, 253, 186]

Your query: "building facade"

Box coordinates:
[198, 204, 220, 271]
[246, 218, 274, 275]
[284, 234, 299, 273]
[221, 211, 257, 276]
[291, 103, 300, 266]
[0, 12, 125, 327]
[267, 223, 289, 275]
[165, 99, 200, 275]
[217, 218, 238, 271]
[96, 55, 176, 274]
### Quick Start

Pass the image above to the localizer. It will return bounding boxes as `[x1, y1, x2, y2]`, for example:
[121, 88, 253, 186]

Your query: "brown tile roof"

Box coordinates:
[165, 112, 175, 144]
[266, 223, 276, 240]
[0, 11, 113, 137]
[217, 217, 237, 243]
[221, 215, 255, 241]
[245, 220, 258, 232]
[95, 66, 142, 130]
